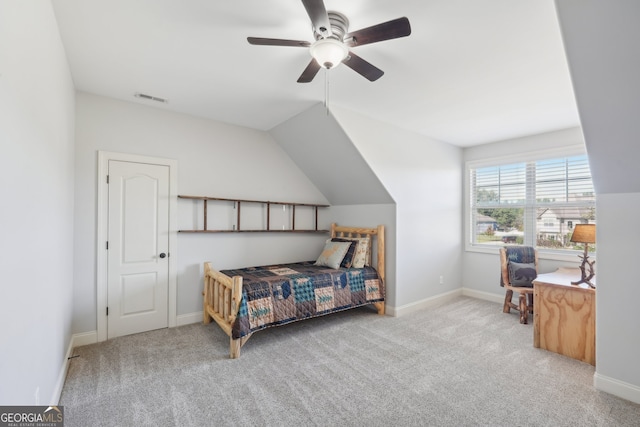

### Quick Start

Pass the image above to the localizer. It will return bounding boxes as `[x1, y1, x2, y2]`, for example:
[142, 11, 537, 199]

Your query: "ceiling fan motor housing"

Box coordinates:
[315, 11, 349, 41]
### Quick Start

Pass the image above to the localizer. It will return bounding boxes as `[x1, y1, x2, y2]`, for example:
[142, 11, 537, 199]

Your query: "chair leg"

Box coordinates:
[519, 293, 528, 324]
[503, 289, 514, 313]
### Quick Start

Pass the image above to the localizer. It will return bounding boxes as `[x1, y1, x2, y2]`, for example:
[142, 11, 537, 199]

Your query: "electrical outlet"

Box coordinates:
[439, 275, 444, 285]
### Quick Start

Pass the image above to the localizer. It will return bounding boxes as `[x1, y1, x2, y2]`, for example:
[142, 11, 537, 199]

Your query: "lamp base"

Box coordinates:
[572, 250, 596, 289]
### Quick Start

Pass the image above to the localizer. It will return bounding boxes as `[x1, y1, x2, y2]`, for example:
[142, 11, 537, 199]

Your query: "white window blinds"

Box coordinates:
[469, 154, 595, 250]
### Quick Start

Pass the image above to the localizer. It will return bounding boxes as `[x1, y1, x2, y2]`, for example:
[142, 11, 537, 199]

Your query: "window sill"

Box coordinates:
[465, 244, 592, 263]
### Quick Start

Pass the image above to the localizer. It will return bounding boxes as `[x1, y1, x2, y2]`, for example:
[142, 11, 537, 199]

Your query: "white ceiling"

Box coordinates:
[51, 0, 581, 147]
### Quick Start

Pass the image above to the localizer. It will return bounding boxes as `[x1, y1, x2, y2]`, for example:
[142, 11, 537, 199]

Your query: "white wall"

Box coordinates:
[331, 106, 463, 311]
[555, 0, 640, 402]
[462, 128, 586, 299]
[593, 193, 640, 397]
[0, 2, 75, 404]
[74, 93, 330, 333]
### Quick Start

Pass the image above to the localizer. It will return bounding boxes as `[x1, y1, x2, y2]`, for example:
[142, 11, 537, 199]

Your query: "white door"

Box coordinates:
[107, 160, 170, 338]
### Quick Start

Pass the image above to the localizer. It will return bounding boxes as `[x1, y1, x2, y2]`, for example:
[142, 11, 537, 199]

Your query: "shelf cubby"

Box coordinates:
[178, 195, 329, 233]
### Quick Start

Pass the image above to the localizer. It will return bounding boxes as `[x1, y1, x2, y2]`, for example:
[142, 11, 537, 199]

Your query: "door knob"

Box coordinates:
[159, 253, 166, 259]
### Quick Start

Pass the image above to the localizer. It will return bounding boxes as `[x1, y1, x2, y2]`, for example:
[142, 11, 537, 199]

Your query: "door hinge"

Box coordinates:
[106, 241, 109, 250]
[106, 307, 109, 316]
[106, 175, 109, 184]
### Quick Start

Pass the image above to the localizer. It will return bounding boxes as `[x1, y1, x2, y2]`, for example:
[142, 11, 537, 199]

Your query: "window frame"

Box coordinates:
[464, 145, 595, 261]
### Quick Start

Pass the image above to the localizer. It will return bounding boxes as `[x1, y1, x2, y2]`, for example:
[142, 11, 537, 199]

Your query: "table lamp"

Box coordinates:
[570, 223, 596, 288]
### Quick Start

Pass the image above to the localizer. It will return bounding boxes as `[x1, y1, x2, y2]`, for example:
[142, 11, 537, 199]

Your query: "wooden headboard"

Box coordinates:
[330, 223, 385, 286]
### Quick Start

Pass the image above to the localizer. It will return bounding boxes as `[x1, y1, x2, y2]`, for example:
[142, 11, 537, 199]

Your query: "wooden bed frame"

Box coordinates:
[203, 223, 386, 358]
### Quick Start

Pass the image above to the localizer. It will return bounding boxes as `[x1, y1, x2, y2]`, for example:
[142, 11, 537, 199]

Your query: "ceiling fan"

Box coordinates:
[247, 0, 411, 83]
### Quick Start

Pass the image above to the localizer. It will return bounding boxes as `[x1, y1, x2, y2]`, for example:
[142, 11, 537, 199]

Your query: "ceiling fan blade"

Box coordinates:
[342, 51, 384, 82]
[345, 17, 411, 47]
[301, 0, 332, 37]
[297, 59, 322, 83]
[247, 37, 311, 47]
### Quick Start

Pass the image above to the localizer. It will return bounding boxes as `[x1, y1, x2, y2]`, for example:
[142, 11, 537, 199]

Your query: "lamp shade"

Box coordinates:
[310, 38, 348, 69]
[570, 223, 596, 244]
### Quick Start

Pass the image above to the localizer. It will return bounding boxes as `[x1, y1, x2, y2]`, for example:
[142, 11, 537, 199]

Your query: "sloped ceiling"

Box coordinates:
[270, 103, 393, 205]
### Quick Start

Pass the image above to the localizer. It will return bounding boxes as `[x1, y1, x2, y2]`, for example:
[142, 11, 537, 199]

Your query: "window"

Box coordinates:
[468, 153, 596, 252]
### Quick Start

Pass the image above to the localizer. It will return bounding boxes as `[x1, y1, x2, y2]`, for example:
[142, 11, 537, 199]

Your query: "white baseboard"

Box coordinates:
[177, 311, 203, 326]
[462, 288, 504, 304]
[52, 331, 98, 405]
[594, 372, 640, 404]
[64, 313, 201, 354]
[389, 289, 463, 317]
[67, 312, 200, 349]
[72, 330, 98, 348]
[388, 288, 505, 317]
[51, 330, 98, 404]
[50, 336, 74, 405]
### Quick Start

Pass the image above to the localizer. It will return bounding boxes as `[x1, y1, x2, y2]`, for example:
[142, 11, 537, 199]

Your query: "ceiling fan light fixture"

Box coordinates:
[310, 38, 348, 69]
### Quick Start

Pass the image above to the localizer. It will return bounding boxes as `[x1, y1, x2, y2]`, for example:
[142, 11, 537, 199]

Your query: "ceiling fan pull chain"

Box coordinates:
[324, 69, 330, 115]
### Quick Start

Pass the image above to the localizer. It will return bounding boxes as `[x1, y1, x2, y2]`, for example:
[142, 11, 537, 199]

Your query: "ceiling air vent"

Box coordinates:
[134, 93, 168, 103]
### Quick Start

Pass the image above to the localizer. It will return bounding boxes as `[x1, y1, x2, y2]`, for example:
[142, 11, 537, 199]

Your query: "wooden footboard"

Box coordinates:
[203, 262, 249, 358]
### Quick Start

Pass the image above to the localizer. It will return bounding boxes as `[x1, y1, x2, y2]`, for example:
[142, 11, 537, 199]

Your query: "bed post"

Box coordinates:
[228, 275, 246, 359]
[230, 338, 241, 359]
[229, 275, 242, 323]
[376, 224, 386, 315]
[376, 224, 385, 285]
[203, 262, 213, 324]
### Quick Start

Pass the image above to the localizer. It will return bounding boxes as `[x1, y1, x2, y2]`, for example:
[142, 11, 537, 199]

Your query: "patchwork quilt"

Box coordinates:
[220, 261, 384, 339]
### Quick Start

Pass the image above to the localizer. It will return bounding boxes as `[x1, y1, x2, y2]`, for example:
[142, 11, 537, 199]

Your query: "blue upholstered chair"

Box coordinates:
[499, 246, 538, 324]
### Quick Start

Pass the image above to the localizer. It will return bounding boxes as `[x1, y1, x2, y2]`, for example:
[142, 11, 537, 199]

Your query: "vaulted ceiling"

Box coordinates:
[51, 0, 580, 147]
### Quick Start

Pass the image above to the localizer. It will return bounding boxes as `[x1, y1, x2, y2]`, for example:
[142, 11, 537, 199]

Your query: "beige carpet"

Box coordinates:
[60, 296, 640, 426]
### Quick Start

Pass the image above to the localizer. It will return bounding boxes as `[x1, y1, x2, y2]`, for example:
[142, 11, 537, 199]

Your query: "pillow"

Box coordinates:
[315, 241, 352, 269]
[336, 237, 370, 268]
[508, 261, 537, 287]
[331, 238, 358, 268]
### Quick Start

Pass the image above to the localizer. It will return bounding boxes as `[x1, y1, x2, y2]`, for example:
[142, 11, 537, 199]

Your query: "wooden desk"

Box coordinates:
[533, 267, 596, 365]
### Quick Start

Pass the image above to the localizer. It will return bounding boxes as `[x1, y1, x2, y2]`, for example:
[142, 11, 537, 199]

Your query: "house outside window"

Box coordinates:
[466, 151, 596, 254]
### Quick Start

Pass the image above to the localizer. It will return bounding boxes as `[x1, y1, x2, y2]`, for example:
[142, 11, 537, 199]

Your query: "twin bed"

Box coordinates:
[203, 223, 385, 358]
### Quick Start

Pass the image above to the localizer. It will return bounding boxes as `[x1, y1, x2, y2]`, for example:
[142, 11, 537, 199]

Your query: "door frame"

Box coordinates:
[96, 151, 178, 342]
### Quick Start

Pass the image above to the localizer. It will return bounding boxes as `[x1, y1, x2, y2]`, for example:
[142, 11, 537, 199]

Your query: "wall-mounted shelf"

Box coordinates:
[178, 195, 329, 233]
